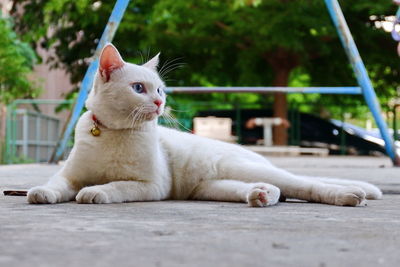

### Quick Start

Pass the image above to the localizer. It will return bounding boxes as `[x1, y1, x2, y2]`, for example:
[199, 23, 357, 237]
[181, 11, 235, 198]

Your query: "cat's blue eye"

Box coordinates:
[131, 83, 145, 94]
[157, 87, 163, 96]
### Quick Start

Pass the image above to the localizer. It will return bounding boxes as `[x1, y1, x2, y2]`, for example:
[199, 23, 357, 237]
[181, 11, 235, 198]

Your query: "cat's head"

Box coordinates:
[86, 44, 166, 129]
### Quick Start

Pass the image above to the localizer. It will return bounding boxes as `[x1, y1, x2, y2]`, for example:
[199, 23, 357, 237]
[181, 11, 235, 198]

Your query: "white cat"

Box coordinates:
[28, 44, 382, 207]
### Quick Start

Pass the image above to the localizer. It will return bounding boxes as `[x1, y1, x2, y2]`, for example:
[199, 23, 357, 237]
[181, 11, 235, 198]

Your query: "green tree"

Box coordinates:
[0, 14, 39, 104]
[10, 0, 399, 138]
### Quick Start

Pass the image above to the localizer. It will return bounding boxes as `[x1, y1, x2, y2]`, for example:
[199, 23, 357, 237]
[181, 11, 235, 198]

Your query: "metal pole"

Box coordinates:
[235, 102, 242, 144]
[340, 109, 346, 155]
[51, 0, 130, 162]
[4, 103, 13, 164]
[35, 114, 40, 162]
[165, 87, 362, 94]
[22, 111, 28, 158]
[394, 106, 398, 141]
[325, 0, 400, 166]
[11, 106, 17, 163]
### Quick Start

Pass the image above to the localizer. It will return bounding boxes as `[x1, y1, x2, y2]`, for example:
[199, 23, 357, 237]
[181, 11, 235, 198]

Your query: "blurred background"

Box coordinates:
[0, 0, 399, 164]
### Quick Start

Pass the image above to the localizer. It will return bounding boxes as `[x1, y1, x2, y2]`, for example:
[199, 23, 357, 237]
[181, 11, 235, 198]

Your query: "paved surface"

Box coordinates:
[1, 156, 400, 267]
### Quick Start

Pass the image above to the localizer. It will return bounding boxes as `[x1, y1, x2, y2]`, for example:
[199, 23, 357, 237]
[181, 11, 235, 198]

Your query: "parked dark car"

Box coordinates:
[197, 109, 398, 156]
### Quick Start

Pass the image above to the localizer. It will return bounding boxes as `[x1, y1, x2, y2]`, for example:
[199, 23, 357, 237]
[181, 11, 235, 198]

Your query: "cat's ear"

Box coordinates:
[99, 43, 125, 82]
[143, 52, 160, 71]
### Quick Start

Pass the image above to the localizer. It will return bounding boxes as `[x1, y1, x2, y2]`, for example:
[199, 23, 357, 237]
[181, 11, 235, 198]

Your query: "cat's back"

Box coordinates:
[158, 125, 269, 162]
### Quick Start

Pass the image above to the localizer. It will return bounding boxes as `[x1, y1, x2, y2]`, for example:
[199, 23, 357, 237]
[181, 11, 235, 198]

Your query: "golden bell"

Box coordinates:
[90, 126, 101, 136]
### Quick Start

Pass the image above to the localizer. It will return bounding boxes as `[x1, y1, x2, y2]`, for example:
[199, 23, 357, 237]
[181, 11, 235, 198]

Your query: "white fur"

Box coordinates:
[28, 44, 382, 207]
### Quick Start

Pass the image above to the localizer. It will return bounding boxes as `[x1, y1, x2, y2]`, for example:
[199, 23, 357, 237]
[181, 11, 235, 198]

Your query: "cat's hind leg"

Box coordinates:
[299, 176, 382, 200]
[28, 173, 77, 204]
[190, 180, 281, 207]
[220, 160, 367, 206]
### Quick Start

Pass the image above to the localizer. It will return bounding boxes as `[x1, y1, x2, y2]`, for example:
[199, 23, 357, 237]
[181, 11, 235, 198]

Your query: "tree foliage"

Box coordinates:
[10, 0, 399, 116]
[0, 14, 39, 104]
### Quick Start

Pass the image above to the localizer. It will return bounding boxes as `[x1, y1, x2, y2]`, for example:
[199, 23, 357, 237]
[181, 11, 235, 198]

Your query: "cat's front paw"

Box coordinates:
[27, 186, 58, 204]
[76, 187, 110, 204]
[247, 183, 280, 207]
[334, 186, 367, 206]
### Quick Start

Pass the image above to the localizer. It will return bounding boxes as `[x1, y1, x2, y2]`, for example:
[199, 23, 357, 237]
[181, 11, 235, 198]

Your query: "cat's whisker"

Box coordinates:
[160, 59, 185, 69]
[130, 110, 139, 129]
[167, 118, 181, 131]
[138, 51, 144, 65]
[136, 106, 148, 128]
[160, 62, 186, 74]
[159, 63, 186, 79]
[130, 105, 145, 130]
[160, 68, 185, 82]
[127, 106, 141, 124]
[162, 112, 191, 132]
[159, 57, 180, 74]
[165, 114, 183, 131]
[160, 57, 183, 69]
[167, 107, 189, 113]
[131, 112, 139, 130]
[126, 106, 140, 121]
[146, 47, 151, 63]
[161, 114, 176, 129]
[159, 58, 185, 79]
[137, 111, 148, 130]
[162, 78, 178, 83]
[129, 113, 136, 129]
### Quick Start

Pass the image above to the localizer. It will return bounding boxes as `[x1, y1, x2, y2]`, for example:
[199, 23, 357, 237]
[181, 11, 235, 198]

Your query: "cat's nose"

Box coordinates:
[154, 100, 162, 107]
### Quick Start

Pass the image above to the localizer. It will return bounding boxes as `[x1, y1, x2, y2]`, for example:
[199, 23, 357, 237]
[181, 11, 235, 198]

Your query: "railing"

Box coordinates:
[165, 87, 362, 94]
[12, 109, 60, 162]
[4, 99, 73, 164]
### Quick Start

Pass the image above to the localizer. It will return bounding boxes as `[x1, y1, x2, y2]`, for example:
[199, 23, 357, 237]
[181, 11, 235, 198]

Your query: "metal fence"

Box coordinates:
[12, 109, 60, 162]
[4, 99, 73, 164]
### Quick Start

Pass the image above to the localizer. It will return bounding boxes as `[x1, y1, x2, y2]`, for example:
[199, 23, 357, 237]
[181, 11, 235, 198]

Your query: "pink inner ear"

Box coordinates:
[99, 45, 124, 82]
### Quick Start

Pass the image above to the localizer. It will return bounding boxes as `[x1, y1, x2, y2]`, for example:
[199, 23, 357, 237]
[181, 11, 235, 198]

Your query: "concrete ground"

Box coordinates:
[1, 156, 400, 267]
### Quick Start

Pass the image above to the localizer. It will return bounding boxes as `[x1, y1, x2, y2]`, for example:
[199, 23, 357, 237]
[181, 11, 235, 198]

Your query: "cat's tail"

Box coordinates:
[299, 176, 382, 200]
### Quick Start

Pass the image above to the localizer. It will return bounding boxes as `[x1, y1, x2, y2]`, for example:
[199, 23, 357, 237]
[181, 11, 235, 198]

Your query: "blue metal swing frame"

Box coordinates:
[51, 0, 400, 166]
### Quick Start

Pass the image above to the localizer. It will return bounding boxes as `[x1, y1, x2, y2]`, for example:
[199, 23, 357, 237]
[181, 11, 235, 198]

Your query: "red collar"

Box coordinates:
[92, 114, 102, 125]
[92, 114, 106, 128]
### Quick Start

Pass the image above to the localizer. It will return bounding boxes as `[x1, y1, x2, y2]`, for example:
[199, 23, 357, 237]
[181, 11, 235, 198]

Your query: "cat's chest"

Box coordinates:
[79, 129, 157, 180]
